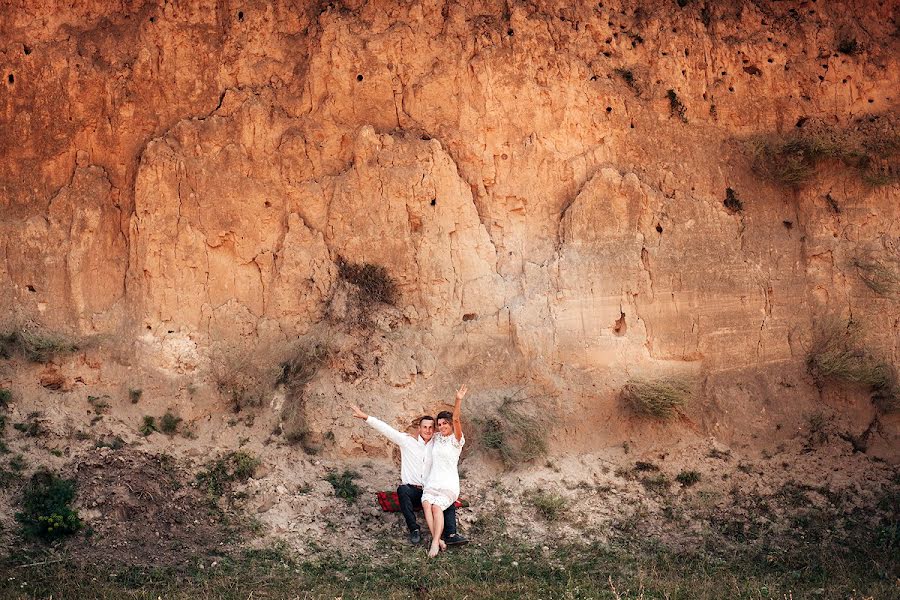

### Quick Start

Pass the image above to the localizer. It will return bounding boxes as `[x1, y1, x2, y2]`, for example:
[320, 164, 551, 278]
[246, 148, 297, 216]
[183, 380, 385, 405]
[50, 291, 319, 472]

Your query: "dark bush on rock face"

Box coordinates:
[336, 257, 399, 306]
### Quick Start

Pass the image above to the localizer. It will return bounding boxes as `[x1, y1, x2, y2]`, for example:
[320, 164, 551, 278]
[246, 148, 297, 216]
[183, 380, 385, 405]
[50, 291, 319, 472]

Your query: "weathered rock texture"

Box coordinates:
[1, 0, 899, 456]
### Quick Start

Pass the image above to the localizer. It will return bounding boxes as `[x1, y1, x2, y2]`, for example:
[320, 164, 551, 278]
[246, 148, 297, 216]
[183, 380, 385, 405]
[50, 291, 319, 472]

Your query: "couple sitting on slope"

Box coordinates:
[350, 384, 469, 558]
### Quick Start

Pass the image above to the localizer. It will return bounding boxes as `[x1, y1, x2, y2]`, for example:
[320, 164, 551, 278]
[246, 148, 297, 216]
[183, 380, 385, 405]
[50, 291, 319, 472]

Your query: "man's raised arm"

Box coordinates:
[349, 404, 410, 447]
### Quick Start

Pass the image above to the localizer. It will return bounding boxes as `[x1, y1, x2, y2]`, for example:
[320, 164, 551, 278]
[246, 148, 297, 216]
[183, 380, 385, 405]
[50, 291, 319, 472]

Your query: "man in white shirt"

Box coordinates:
[350, 404, 467, 546]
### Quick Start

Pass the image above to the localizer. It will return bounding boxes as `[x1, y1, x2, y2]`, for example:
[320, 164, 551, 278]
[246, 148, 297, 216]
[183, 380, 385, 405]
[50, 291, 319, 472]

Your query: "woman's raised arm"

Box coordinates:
[452, 384, 467, 441]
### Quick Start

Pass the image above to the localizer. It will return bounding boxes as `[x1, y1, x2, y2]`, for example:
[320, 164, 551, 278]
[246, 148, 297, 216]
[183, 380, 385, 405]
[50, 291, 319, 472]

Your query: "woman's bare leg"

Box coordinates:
[428, 505, 445, 557]
[422, 500, 436, 544]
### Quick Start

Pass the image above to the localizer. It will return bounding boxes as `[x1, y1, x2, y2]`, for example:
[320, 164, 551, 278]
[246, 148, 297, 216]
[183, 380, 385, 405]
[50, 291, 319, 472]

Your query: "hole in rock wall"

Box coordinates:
[656, 224, 663, 233]
[462, 313, 477, 321]
[7, 73, 14, 84]
[783, 221, 794, 230]
[23, 45, 31, 55]
[430, 199, 437, 206]
[613, 312, 627, 336]
[237, 11, 244, 21]
[356, 74, 363, 82]
[26, 285, 36, 292]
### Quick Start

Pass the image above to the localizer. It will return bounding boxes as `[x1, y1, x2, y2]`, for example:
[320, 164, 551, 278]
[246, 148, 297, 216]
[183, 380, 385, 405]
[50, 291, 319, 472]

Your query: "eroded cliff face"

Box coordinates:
[1, 0, 899, 457]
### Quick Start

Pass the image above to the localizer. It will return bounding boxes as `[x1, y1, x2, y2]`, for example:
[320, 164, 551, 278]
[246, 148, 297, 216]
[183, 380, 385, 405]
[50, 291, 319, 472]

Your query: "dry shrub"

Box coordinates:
[337, 256, 398, 306]
[807, 319, 898, 413]
[621, 378, 692, 420]
[851, 255, 900, 298]
[475, 395, 548, 469]
[209, 341, 286, 412]
[0, 324, 79, 363]
[747, 116, 900, 187]
[278, 341, 331, 453]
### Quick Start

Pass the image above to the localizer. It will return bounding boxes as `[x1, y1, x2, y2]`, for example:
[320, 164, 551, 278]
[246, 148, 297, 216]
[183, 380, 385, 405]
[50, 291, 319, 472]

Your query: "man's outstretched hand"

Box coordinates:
[455, 384, 468, 402]
[350, 404, 369, 420]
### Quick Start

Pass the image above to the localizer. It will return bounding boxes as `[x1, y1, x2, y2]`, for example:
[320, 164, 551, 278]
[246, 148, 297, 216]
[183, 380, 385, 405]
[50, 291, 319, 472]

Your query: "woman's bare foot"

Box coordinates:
[439, 539, 447, 551]
[428, 542, 440, 558]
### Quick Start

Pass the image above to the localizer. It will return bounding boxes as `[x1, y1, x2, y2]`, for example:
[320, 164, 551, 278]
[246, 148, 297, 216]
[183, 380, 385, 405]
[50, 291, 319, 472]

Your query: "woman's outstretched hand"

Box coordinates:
[455, 384, 468, 402]
[349, 404, 368, 420]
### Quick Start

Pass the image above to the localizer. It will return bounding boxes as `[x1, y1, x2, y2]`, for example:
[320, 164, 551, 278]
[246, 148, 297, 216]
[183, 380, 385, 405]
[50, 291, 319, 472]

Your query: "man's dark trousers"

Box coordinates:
[397, 484, 457, 539]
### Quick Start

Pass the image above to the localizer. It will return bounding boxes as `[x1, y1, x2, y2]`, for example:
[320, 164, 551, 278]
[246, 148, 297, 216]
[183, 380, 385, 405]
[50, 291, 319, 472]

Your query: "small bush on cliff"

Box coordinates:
[211, 341, 285, 412]
[337, 257, 399, 307]
[0, 326, 79, 363]
[666, 89, 687, 122]
[851, 255, 900, 298]
[621, 378, 692, 420]
[325, 469, 361, 503]
[139, 415, 158, 436]
[160, 411, 182, 435]
[807, 319, 898, 413]
[0, 388, 10, 409]
[475, 395, 548, 469]
[279, 339, 331, 453]
[15, 469, 82, 541]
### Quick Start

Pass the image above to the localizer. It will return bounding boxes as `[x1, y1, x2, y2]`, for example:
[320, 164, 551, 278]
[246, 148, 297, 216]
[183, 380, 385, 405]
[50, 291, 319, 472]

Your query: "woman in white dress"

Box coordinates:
[422, 384, 468, 557]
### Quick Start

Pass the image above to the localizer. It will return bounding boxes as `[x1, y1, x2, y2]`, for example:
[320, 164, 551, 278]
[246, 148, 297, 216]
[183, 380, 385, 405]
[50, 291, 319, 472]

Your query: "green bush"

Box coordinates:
[160, 411, 182, 435]
[325, 469, 361, 503]
[196, 451, 260, 497]
[621, 378, 692, 420]
[0, 388, 10, 408]
[139, 415, 157, 436]
[15, 469, 81, 541]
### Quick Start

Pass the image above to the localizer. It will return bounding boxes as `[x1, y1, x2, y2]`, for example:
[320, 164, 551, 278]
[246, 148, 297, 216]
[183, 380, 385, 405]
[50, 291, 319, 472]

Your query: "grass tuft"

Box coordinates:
[621, 378, 692, 420]
[851, 255, 900, 298]
[0, 326, 79, 363]
[325, 469, 361, 503]
[676, 470, 701, 487]
[525, 490, 569, 521]
[666, 89, 687, 122]
[337, 256, 398, 306]
[139, 415, 158, 436]
[160, 411, 182, 435]
[475, 396, 548, 469]
[196, 451, 260, 498]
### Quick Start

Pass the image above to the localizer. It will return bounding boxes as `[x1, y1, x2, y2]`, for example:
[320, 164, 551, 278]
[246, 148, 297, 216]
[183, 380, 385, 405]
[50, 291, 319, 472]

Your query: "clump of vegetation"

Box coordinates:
[837, 37, 859, 55]
[640, 473, 671, 493]
[851, 255, 900, 298]
[15, 469, 82, 541]
[211, 342, 285, 412]
[525, 490, 569, 521]
[613, 67, 638, 93]
[634, 461, 659, 472]
[0, 326, 78, 363]
[10, 453, 26, 471]
[160, 411, 182, 435]
[337, 256, 399, 306]
[14, 412, 46, 437]
[87, 395, 110, 415]
[723, 188, 743, 213]
[95, 435, 125, 450]
[621, 378, 692, 420]
[747, 118, 900, 187]
[325, 469, 361, 503]
[475, 396, 548, 469]
[666, 89, 687, 122]
[196, 451, 260, 497]
[129, 388, 143, 404]
[707, 447, 731, 460]
[139, 415, 158, 436]
[278, 342, 330, 392]
[0, 388, 10, 408]
[807, 319, 898, 413]
[279, 340, 331, 452]
[676, 470, 701, 487]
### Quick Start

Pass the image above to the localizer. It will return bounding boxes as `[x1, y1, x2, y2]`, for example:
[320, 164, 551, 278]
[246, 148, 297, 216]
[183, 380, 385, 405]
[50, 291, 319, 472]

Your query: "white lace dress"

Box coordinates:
[421, 433, 465, 510]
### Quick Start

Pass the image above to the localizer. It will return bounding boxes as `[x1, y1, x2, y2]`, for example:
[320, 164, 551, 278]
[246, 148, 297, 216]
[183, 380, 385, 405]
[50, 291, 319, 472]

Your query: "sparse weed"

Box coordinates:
[723, 188, 743, 213]
[640, 474, 671, 493]
[88, 395, 110, 415]
[196, 451, 260, 497]
[14, 412, 46, 437]
[95, 435, 125, 450]
[666, 89, 687, 122]
[525, 490, 569, 521]
[475, 396, 548, 469]
[707, 448, 731, 460]
[851, 255, 900, 298]
[621, 378, 692, 420]
[0, 388, 10, 408]
[325, 469, 361, 503]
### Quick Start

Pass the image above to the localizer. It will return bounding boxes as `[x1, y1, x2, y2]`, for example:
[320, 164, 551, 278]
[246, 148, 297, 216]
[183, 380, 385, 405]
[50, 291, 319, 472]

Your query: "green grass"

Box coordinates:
[676, 470, 701, 487]
[139, 415, 158, 436]
[621, 378, 692, 420]
[0, 388, 10, 408]
[325, 469, 361, 503]
[0, 533, 895, 600]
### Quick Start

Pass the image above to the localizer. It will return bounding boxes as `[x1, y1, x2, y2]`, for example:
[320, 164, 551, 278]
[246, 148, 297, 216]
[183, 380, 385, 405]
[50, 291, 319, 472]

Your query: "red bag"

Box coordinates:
[376, 491, 468, 512]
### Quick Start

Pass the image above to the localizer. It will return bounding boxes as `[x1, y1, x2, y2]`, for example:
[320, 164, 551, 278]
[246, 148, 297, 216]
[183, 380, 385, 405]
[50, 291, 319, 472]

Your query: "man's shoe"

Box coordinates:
[443, 533, 469, 546]
[409, 529, 422, 545]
